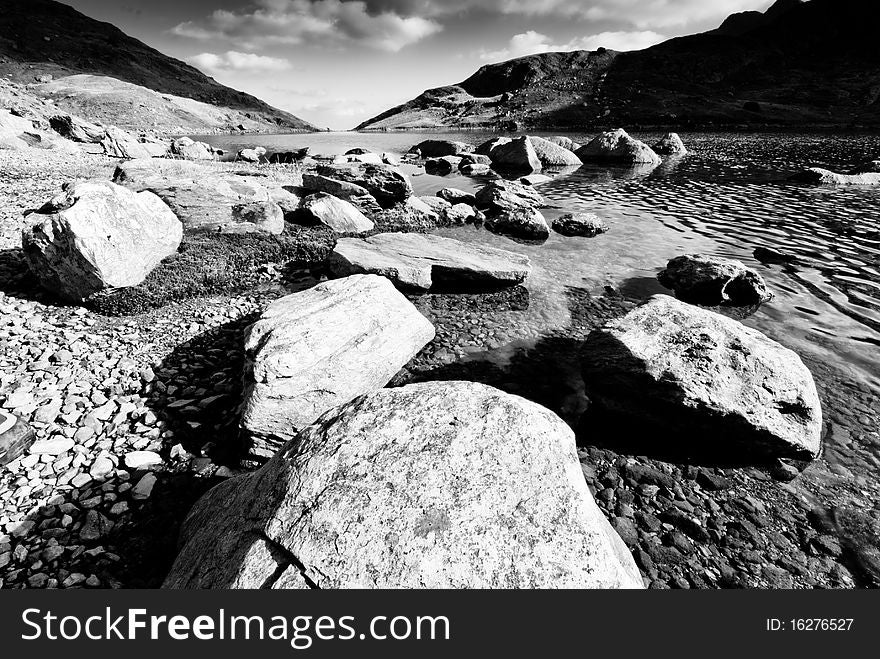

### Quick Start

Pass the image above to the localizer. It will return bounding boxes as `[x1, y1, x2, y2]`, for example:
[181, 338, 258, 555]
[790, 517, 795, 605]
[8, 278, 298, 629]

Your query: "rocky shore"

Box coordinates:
[1, 132, 879, 589]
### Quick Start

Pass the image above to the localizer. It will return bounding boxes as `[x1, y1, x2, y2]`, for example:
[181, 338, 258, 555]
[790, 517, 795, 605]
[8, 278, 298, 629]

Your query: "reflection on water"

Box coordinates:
[200, 131, 880, 391]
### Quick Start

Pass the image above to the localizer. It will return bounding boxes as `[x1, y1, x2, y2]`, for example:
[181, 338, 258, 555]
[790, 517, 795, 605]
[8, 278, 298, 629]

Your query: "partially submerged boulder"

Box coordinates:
[791, 167, 880, 186]
[22, 181, 182, 301]
[329, 232, 531, 291]
[410, 139, 473, 158]
[528, 136, 583, 166]
[240, 275, 435, 459]
[582, 295, 822, 461]
[652, 133, 688, 157]
[545, 136, 580, 152]
[475, 136, 512, 156]
[490, 136, 542, 173]
[552, 212, 609, 237]
[437, 187, 476, 206]
[485, 207, 551, 242]
[316, 163, 413, 208]
[576, 129, 662, 166]
[164, 381, 643, 589]
[658, 254, 772, 306]
[298, 193, 374, 234]
[475, 179, 544, 212]
[424, 156, 459, 175]
[460, 163, 491, 176]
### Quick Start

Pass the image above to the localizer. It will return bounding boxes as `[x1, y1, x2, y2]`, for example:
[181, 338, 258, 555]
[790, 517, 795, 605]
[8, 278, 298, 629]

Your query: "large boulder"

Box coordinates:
[298, 193, 374, 234]
[545, 136, 580, 152]
[475, 179, 544, 212]
[316, 163, 413, 208]
[301, 172, 376, 204]
[490, 136, 542, 173]
[485, 207, 550, 242]
[575, 129, 662, 166]
[329, 232, 531, 291]
[170, 136, 216, 161]
[240, 275, 435, 459]
[791, 167, 880, 186]
[552, 212, 609, 237]
[410, 139, 473, 158]
[164, 381, 644, 589]
[528, 136, 583, 166]
[437, 187, 476, 206]
[22, 181, 182, 301]
[100, 126, 155, 159]
[49, 114, 105, 143]
[475, 136, 512, 156]
[652, 132, 688, 157]
[582, 295, 822, 461]
[424, 156, 459, 175]
[0, 109, 76, 152]
[658, 254, 772, 306]
[237, 147, 266, 163]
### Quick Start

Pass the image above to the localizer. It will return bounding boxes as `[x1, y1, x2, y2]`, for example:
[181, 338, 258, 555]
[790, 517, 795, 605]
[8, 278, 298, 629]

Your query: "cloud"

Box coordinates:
[172, 0, 442, 52]
[479, 29, 665, 61]
[187, 51, 293, 74]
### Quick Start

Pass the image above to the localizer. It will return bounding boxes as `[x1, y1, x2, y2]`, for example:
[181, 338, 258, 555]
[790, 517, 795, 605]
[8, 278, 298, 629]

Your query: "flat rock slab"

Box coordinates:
[164, 381, 643, 589]
[791, 167, 880, 186]
[328, 232, 531, 291]
[582, 295, 822, 461]
[240, 274, 435, 459]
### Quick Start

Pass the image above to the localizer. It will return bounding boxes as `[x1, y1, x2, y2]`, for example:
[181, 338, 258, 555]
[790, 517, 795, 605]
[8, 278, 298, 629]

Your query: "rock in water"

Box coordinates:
[528, 136, 583, 166]
[658, 254, 772, 306]
[545, 136, 579, 151]
[424, 157, 459, 175]
[437, 187, 476, 206]
[652, 132, 688, 157]
[409, 140, 473, 158]
[575, 129, 662, 166]
[475, 179, 544, 212]
[22, 181, 182, 301]
[164, 381, 644, 589]
[489, 136, 543, 173]
[316, 163, 413, 208]
[552, 212, 609, 237]
[485, 207, 550, 242]
[240, 275, 435, 459]
[582, 295, 822, 461]
[298, 193, 374, 234]
[328, 233, 531, 291]
[791, 167, 880, 186]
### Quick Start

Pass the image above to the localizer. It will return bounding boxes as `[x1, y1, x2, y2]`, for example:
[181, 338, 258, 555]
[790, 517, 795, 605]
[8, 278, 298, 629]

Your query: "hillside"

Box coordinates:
[0, 0, 316, 133]
[358, 0, 880, 131]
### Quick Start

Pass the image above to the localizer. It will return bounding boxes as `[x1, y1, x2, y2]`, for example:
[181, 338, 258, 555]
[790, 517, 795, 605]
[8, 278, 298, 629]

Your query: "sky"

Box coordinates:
[62, 0, 774, 130]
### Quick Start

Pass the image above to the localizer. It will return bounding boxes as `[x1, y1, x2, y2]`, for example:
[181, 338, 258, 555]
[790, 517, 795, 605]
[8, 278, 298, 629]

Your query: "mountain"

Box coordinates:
[358, 0, 880, 131]
[0, 0, 316, 133]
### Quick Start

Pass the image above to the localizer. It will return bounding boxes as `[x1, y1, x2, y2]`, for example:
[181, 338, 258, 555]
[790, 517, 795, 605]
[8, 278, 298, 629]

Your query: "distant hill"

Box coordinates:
[358, 0, 880, 131]
[0, 0, 316, 132]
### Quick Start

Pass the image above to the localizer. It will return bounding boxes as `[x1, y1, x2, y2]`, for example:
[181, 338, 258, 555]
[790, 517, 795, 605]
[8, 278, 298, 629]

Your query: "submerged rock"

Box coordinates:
[582, 295, 822, 461]
[329, 232, 530, 291]
[651, 132, 688, 157]
[298, 193, 374, 234]
[485, 207, 550, 242]
[552, 212, 609, 237]
[791, 167, 880, 186]
[22, 181, 182, 301]
[658, 254, 772, 306]
[490, 136, 542, 173]
[165, 381, 644, 589]
[409, 139, 473, 158]
[575, 129, 661, 166]
[240, 275, 435, 459]
[528, 136, 583, 166]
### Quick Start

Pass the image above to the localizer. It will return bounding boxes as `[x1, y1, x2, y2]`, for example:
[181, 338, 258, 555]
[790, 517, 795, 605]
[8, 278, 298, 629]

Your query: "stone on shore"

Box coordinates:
[791, 167, 880, 186]
[582, 295, 822, 461]
[48, 114, 105, 143]
[164, 381, 644, 589]
[170, 137, 216, 161]
[475, 179, 544, 212]
[334, 152, 383, 165]
[100, 126, 155, 159]
[409, 139, 473, 158]
[437, 187, 476, 206]
[22, 181, 183, 301]
[652, 133, 688, 157]
[460, 163, 491, 176]
[528, 136, 583, 166]
[123, 451, 163, 471]
[575, 129, 662, 166]
[237, 147, 266, 163]
[0, 411, 36, 466]
[490, 136, 542, 173]
[328, 232, 531, 291]
[485, 207, 551, 242]
[315, 163, 413, 208]
[552, 212, 609, 237]
[298, 193, 374, 234]
[301, 173, 374, 202]
[240, 275, 435, 458]
[459, 154, 492, 168]
[658, 254, 773, 306]
[0, 109, 76, 151]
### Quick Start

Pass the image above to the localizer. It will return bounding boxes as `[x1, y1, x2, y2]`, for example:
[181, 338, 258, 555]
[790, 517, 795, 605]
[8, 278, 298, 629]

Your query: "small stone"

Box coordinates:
[132, 473, 157, 500]
[124, 451, 163, 471]
[29, 437, 74, 456]
[79, 510, 112, 541]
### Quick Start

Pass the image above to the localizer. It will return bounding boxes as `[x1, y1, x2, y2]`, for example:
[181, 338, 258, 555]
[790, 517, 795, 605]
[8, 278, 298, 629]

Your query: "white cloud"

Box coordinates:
[187, 51, 293, 74]
[479, 29, 666, 62]
[172, 0, 442, 52]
